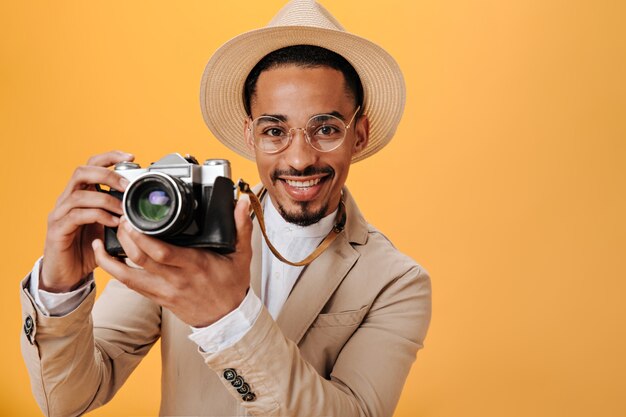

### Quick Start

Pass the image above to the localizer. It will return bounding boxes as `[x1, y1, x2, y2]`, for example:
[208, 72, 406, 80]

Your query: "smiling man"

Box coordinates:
[245, 52, 367, 226]
[20, 1, 431, 416]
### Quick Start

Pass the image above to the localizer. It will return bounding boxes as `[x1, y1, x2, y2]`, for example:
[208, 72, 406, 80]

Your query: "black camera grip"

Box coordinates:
[200, 176, 236, 254]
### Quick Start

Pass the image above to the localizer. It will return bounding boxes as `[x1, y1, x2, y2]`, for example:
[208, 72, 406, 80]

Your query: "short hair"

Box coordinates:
[243, 45, 364, 116]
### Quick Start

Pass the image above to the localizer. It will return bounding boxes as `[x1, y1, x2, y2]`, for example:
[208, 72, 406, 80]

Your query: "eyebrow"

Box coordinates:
[259, 114, 288, 122]
[258, 110, 347, 123]
[311, 111, 346, 122]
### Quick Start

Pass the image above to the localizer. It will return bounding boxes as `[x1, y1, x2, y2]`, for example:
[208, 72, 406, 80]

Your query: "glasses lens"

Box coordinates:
[137, 188, 172, 222]
[306, 115, 346, 151]
[252, 117, 290, 153]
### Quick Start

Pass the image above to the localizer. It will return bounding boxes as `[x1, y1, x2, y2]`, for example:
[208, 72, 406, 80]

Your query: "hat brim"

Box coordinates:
[200, 25, 405, 163]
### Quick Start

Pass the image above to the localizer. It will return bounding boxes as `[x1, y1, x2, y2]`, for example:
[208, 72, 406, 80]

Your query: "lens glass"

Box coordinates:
[137, 188, 172, 222]
[124, 172, 194, 236]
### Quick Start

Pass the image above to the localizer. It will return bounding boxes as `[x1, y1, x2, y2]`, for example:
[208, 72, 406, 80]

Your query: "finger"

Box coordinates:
[117, 217, 185, 269]
[50, 208, 120, 237]
[92, 238, 157, 297]
[54, 189, 124, 219]
[86, 150, 134, 167]
[60, 166, 130, 201]
[234, 198, 253, 255]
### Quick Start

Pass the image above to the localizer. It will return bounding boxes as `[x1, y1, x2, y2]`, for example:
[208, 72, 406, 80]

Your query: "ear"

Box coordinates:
[243, 118, 255, 151]
[352, 114, 370, 156]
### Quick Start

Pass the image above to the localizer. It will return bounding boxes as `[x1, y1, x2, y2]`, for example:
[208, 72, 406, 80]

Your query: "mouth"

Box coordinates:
[276, 173, 332, 202]
[284, 177, 322, 188]
[271, 167, 334, 202]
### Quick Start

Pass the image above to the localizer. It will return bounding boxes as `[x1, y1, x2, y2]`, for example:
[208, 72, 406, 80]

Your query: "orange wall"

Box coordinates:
[1, 1, 625, 416]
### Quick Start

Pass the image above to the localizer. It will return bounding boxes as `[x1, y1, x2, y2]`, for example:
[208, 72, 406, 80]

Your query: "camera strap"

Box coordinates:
[237, 180, 346, 267]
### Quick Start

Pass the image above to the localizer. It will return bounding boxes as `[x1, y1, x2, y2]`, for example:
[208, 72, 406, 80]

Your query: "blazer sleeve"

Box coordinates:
[199, 265, 432, 417]
[20, 276, 161, 417]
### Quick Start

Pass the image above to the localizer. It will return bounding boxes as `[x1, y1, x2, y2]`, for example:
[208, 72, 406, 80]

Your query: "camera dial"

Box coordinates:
[114, 161, 141, 171]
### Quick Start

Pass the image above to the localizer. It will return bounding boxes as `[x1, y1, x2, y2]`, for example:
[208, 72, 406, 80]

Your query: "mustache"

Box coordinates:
[270, 166, 334, 183]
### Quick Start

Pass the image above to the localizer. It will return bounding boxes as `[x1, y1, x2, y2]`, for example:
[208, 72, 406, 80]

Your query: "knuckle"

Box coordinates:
[68, 208, 92, 226]
[73, 165, 87, 178]
[128, 251, 148, 266]
[67, 190, 81, 206]
[136, 253, 148, 265]
[66, 208, 79, 221]
[100, 194, 122, 212]
[105, 169, 116, 181]
[106, 170, 122, 187]
[152, 246, 172, 263]
[47, 210, 60, 225]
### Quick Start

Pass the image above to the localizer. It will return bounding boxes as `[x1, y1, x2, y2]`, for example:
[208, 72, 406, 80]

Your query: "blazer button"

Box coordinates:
[242, 392, 256, 402]
[24, 315, 34, 344]
[231, 375, 244, 388]
[223, 368, 237, 381]
[237, 382, 250, 395]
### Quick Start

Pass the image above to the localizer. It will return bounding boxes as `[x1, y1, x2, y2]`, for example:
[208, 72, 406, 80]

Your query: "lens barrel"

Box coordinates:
[123, 172, 195, 236]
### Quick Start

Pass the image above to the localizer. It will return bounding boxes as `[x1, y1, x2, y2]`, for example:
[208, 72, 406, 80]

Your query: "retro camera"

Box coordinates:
[104, 153, 236, 257]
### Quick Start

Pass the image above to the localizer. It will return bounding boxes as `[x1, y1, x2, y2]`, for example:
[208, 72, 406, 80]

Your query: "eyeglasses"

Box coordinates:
[248, 106, 361, 154]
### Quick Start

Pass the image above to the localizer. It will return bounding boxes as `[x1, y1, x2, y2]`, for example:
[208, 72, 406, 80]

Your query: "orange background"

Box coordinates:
[1, 1, 625, 416]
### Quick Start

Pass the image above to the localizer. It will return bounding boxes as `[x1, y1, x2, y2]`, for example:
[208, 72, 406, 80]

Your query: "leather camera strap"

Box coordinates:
[237, 180, 346, 267]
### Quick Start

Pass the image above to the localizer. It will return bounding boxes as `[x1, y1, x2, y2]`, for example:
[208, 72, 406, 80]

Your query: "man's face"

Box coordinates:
[245, 65, 369, 226]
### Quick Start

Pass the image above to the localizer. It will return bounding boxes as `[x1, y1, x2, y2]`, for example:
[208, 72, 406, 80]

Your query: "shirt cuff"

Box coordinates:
[188, 289, 263, 353]
[28, 257, 95, 317]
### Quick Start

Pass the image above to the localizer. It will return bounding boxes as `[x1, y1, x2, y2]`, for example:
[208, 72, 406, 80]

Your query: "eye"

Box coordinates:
[308, 114, 345, 140]
[264, 127, 287, 137]
[316, 125, 339, 136]
[311, 123, 343, 141]
[253, 117, 288, 138]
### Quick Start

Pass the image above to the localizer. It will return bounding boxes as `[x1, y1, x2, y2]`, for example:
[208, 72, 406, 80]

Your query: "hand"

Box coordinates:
[91, 198, 253, 327]
[41, 151, 134, 292]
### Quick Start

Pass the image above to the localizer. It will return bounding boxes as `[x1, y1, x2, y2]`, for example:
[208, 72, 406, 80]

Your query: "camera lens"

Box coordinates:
[123, 172, 194, 236]
[137, 189, 172, 222]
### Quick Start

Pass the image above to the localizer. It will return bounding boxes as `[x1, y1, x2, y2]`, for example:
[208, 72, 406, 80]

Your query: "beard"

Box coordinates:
[270, 165, 334, 227]
[277, 200, 329, 227]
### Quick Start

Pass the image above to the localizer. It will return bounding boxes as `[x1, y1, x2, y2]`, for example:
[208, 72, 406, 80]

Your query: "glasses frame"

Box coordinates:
[248, 106, 361, 154]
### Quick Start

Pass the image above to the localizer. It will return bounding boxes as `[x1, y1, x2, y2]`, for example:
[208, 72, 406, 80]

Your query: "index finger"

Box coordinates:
[61, 165, 130, 198]
[86, 150, 135, 167]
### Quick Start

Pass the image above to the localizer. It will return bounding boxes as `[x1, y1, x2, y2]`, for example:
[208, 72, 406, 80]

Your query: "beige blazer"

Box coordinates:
[20, 189, 432, 417]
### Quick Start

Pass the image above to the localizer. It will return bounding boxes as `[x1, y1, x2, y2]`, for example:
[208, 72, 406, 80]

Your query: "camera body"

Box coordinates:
[104, 153, 236, 257]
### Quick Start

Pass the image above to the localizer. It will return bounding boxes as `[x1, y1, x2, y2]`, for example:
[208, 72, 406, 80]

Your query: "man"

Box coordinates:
[20, 1, 431, 416]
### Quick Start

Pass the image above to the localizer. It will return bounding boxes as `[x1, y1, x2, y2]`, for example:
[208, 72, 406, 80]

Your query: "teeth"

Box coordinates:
[285, 178, 321, 188]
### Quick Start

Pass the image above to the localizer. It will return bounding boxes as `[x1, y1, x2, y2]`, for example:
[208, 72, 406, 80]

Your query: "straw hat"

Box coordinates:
[200, 0, 406, 163]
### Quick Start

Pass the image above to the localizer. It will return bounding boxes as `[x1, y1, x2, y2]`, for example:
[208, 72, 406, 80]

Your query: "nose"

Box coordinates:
[284, 128, 317, 171]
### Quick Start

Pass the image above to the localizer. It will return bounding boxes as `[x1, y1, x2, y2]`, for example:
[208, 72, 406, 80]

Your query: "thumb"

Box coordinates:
[234, 197, 252, 255]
